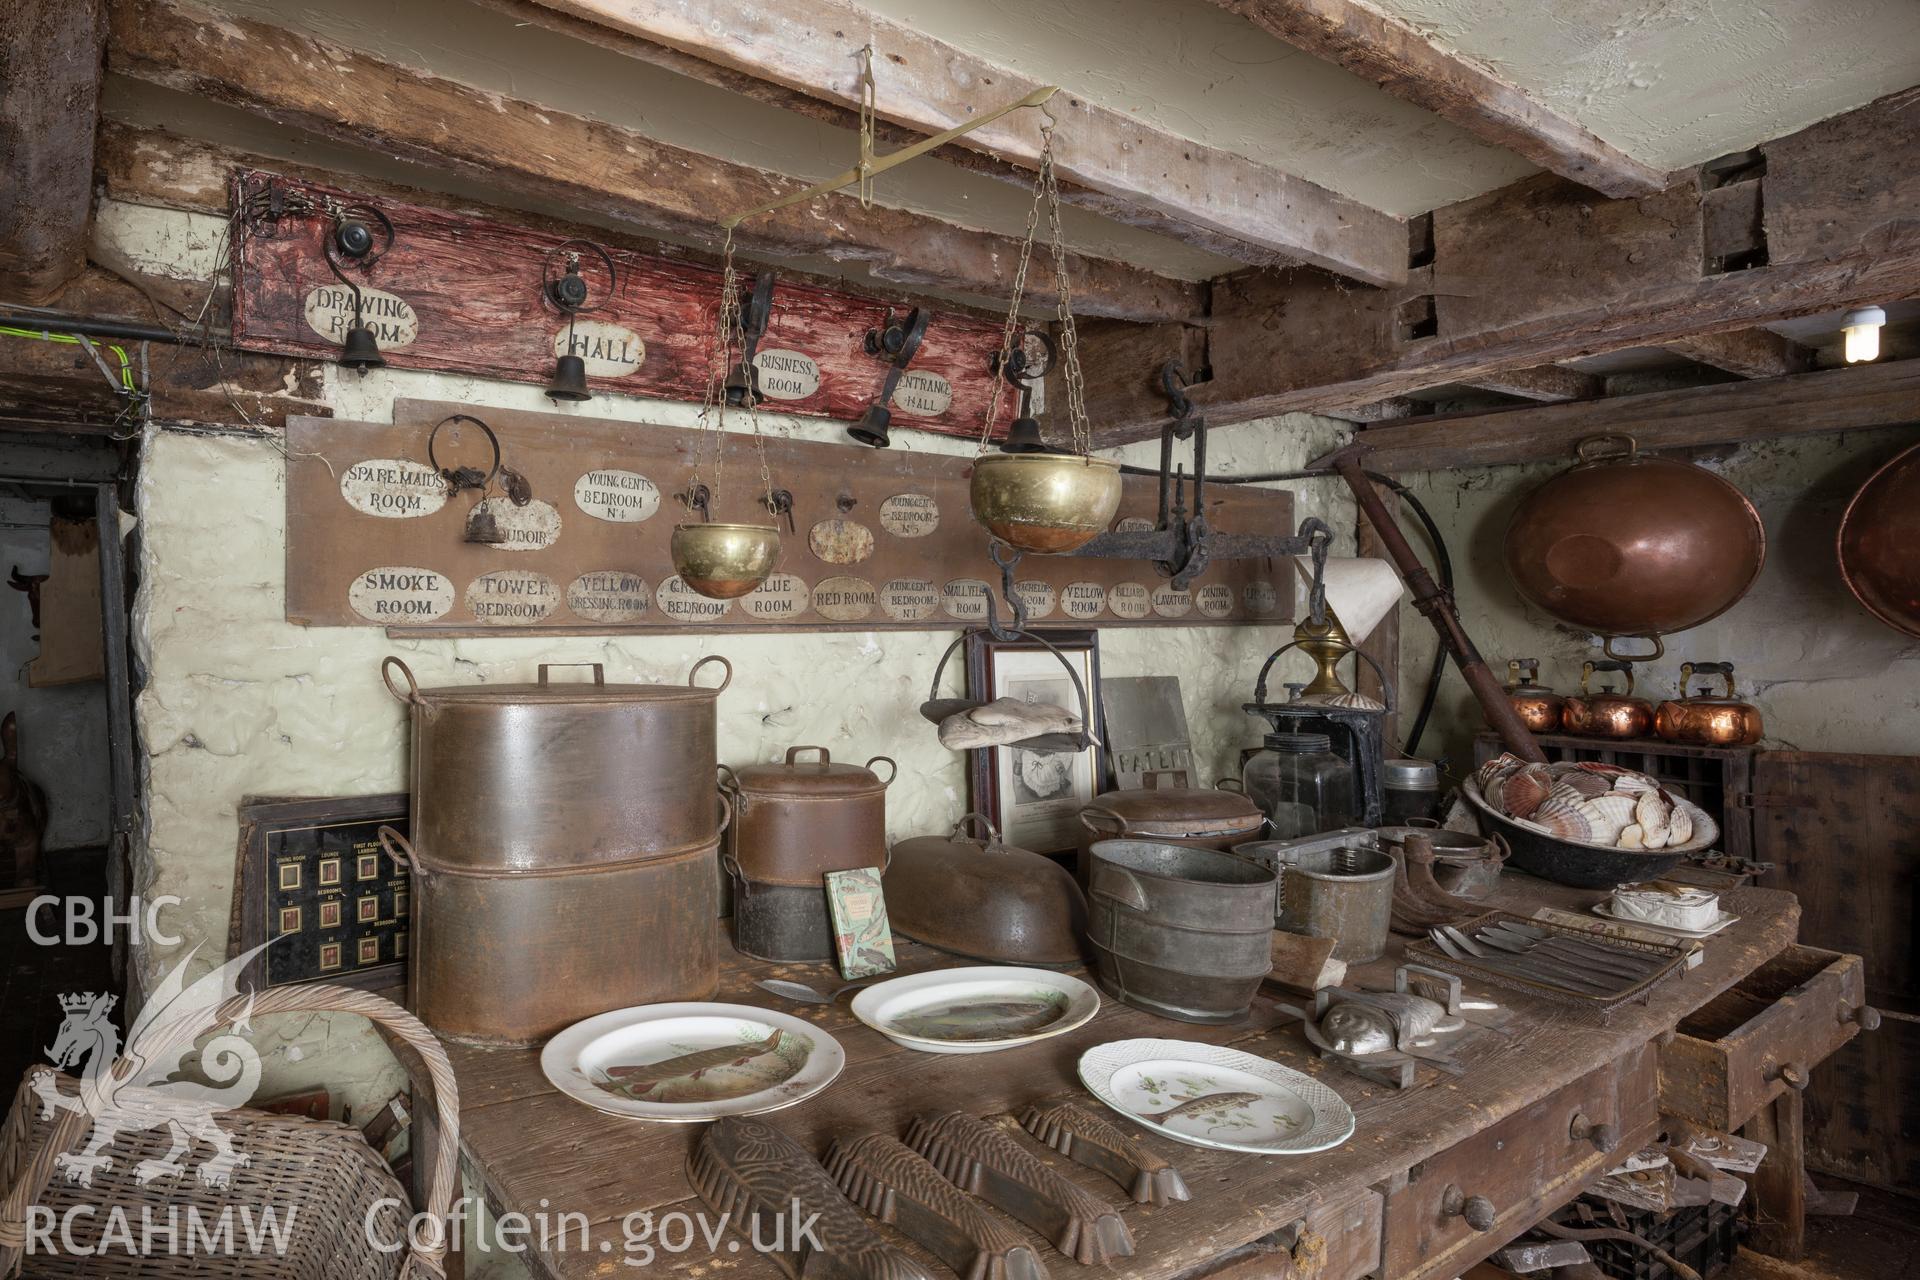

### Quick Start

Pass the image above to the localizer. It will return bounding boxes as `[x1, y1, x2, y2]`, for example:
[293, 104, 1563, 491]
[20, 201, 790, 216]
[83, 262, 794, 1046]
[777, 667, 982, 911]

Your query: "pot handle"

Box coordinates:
[1581, 659, 1636, 696]
[1214, 778, 1246, 794]
[1680, 660, 1736, 698]
[715, 763, 738, 795]
[1092, 864, 1151, 914]
[1078, 805, 1132, 838]
[1575, 433, 1637, 464]
[1508, 657, 1539, 687]
[539, 663, 604, 686]
[865, 755, 898, 787]
[381, 656, 424, 706]
[1602, 634, 1665, 662]
[950, 812, 1002, 844]
[1486, 831, 1512, 866]
[688, 655, 734, 692]
[715, 788, 734, 836]
[377, 825, 423, 878]
[785, 745, 831, 766]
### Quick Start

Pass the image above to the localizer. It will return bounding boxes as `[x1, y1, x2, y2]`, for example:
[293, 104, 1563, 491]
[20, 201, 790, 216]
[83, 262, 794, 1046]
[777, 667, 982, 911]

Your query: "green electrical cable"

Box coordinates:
[0, 325, 138, 393]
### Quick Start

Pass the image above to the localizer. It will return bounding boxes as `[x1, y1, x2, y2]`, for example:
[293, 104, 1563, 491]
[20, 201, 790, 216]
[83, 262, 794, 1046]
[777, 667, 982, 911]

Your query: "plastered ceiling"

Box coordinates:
[106, 0, 1920, 284]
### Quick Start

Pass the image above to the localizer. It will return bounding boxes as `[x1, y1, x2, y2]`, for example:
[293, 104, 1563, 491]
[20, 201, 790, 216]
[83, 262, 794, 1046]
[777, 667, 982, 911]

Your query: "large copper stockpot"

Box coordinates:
[383, 656, 732, 869]
[1655, 662, 1765, 747]
[382, 828, 719, 1046]
[720, 745, 895, 962]
[1074, 780, 1265, 888]
[1559, 660, 1654, 739]
[1838, 440, 1920, 639]
[1505, 435, 1765, 658]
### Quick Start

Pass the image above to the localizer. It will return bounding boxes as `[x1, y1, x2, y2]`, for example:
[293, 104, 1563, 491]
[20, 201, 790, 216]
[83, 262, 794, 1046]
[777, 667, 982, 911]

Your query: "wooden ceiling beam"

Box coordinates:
[1664, 328, 1814, 379]
[1346, 358, 1920, 473]
[1212, 0, 1668, 199]
[0, 0, 108, 303]
[106, 0, 1200, 323]
[1077, 91, 1920, 446]
[1461, 365, 1601, 402]
[518, 0, 1408, 286]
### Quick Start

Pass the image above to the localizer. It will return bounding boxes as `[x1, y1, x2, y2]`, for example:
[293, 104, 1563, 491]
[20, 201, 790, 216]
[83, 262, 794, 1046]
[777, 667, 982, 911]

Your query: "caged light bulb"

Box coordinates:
[1842, 306, 1886, 364]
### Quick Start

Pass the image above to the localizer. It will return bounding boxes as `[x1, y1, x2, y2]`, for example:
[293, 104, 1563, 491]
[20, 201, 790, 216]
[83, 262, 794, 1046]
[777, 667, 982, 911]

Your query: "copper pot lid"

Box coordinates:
[1081, 783, 1263, 835]
[1505, 435, 1765, 643]
[885, 815, 1085, 965]
[1839, 439, 1920, 639]
[724, 745, 897, 796]
[382, 656, 731, 704]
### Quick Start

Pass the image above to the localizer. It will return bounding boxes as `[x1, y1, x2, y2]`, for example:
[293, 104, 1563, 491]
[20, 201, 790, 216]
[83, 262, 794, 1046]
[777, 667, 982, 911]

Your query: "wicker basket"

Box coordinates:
[0, 984, 458, 1278]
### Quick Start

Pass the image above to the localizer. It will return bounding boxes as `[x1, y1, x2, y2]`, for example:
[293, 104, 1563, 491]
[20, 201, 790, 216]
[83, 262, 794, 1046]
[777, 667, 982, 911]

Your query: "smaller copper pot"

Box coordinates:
[1502, 658, 1564, 733]
[1655, 662, 1764, 747]
[1560, 660, 1654, 739]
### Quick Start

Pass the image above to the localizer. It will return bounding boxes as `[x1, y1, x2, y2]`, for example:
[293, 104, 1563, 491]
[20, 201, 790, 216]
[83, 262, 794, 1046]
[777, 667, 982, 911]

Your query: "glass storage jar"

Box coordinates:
[1242, 731, 1357, 839]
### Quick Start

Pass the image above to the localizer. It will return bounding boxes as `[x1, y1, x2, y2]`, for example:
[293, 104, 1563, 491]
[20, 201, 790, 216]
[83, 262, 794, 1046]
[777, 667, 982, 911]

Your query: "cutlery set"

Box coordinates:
[1416, 913, 1685, 1006]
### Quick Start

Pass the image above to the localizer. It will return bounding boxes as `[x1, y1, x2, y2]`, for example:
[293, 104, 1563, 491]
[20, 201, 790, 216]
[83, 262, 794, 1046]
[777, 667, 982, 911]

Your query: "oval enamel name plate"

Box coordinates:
[574, 469, 660, 523]
[567, 571, 650, 623]
[303, 285, 418, 348]
[657, 576, 733, 623]
[891, 370, 952, 417]
[472, 498, 562, 552]
[753, 349, 822, 401]
[878, 493, 939, 538]
[340, 459, 447, 519]
[553, 321, 645, 377]
[349, 567, 454, 623]
[468, 570, 559, 625]
[1060, 582, 1107, 619]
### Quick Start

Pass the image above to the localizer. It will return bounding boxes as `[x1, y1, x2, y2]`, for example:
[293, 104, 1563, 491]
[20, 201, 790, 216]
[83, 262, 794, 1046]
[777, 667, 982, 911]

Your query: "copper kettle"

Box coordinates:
[1655, 662, 1764, 747]
[1561, 660, 1654, 739]
[1502, 658, 1564, 733]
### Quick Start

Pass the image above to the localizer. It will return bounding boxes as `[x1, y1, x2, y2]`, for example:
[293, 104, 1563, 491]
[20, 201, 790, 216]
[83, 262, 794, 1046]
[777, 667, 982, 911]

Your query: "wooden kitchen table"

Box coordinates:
[433, 880, 1821, 1280]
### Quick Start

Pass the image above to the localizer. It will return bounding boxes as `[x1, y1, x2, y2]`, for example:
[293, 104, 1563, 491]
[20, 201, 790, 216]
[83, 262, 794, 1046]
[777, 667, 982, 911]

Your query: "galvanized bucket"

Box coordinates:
[1272, 844, 1395, 964]
[1085, 838, 1277, 1025]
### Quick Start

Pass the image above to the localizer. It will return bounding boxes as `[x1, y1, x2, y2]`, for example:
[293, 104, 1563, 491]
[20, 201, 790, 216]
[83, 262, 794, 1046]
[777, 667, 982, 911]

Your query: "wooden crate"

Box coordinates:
[1473, 731, 1758, 861]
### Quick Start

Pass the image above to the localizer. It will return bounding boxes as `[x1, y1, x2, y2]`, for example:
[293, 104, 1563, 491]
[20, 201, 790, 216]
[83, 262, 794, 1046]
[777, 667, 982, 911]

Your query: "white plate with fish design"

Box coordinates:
[850, 966, 1100, 1054]
[541, 1003, 845, 1122]
[1077, 1039, 1355, 1155]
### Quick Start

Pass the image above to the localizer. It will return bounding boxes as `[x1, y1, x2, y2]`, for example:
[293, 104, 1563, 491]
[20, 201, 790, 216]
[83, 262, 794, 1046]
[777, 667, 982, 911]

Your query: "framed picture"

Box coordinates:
[230, 793, 411, 993]
[965, 630, 1106, 857]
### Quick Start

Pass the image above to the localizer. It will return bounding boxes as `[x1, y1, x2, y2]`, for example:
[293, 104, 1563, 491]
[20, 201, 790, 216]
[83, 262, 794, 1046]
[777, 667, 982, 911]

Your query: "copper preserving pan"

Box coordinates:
[383, 655, 731, 871]
[720, 745, 895, 962]
[1838, 439, 1920, 639]
[381, 828, 720, 1046]
[1506, 435, 1765, 658]
[885, 814, 1087, 966]
[1074, 781, 1264, 888]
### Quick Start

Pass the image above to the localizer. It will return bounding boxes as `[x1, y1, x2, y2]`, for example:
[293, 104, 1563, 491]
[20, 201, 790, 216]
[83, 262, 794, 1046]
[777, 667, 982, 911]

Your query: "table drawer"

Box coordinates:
[1194, 1187, 1383, 1280]
[1382, 1055, 1651, 1280]
[1659, 944, 1871, 1131]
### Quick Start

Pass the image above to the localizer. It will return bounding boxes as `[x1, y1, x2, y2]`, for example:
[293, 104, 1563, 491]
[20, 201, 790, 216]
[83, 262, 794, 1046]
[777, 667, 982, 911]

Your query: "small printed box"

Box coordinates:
[825, 867, 896, 980]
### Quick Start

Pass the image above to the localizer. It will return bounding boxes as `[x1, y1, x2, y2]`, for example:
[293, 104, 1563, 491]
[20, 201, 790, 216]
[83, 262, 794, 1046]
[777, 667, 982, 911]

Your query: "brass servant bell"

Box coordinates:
[542, 240, 618, 403]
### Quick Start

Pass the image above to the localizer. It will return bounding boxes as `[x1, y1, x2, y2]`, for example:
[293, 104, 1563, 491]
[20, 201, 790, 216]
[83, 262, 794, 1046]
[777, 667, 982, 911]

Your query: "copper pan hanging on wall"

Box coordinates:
[1838, 439, 1920, 639]
[1504, 434, 1766, 658]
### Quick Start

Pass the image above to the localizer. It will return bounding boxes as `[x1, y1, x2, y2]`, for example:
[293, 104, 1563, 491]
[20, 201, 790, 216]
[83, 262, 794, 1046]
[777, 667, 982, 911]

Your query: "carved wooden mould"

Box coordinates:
[904, 1111, 1133, 1265]
[824, 1132, 1050, 1280]
[1017, 1101, 1190, 1206]
[688, 1116, 934, 1280]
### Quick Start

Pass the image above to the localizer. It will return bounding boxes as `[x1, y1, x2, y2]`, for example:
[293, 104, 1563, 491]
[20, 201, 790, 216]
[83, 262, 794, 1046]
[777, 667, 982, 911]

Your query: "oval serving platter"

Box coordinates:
[541, 1002, 845, 1122]
[1078, 1038, 1355, 1154]
[851, 966, 1100, 1054]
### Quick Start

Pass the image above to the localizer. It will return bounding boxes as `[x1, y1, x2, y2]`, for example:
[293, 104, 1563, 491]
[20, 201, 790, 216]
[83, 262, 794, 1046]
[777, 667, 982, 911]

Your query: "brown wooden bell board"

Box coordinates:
[282, 398, 1294, 635]
[230, 173, 1016, 441]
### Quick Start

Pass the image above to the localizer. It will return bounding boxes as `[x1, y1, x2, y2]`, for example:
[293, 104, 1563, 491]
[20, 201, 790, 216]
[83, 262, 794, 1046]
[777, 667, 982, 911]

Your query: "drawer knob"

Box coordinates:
[1440, 1184, 1496, 1232]
[1568, 1112, 1617, 1151]
[1841, 1004, 1882, 1032]
[1771, 1062, 1810, 1092]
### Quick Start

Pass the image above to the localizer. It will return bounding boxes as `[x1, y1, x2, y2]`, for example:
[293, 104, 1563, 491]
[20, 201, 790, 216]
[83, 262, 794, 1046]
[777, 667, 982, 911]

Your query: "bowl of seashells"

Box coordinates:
[1460, 754, 1719, 888]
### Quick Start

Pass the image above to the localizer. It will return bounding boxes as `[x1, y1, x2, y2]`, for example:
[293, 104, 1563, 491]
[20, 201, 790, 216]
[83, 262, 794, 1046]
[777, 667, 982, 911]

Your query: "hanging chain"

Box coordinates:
[980, 118, 1089, 457]
[857, 45, 878, 209]
[979, 122, 1052, 452]
[689, 230, 778, 522]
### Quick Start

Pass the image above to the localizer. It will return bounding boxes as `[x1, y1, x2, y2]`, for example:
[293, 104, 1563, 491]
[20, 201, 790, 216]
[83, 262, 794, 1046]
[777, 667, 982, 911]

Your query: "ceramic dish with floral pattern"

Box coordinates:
[1078, 1038, 1355, 1154]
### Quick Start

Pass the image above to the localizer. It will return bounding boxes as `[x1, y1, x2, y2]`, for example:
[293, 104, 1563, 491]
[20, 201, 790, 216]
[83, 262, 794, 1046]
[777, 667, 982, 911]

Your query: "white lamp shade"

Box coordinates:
[1292, 555, 1404, 644]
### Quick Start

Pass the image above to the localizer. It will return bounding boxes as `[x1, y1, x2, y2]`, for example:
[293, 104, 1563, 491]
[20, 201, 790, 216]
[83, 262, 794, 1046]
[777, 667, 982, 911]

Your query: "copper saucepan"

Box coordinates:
[1560, 659, 1654, 739]
[1506, 434, 1766, 660]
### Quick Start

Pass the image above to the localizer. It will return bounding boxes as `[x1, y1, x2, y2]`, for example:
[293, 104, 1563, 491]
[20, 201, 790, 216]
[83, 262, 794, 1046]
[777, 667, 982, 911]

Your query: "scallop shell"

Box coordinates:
[1617, 823, 1646, 849]
[1668, 803, 1694, 848]
[1482, 774, 1507, 813]
[1612, 774, 1659, 795]
[1557, 771, 1612, 800]
[1578, 794, 1638, 843]
[1501, 764, 1555, 819]
[1575, 761, 1630, 777]
[1532, 800, 1594, 842]
[1636, 791, 1672, 849]
[1473, 756, 1519, 794]
[1547, 782, 1592, 810]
